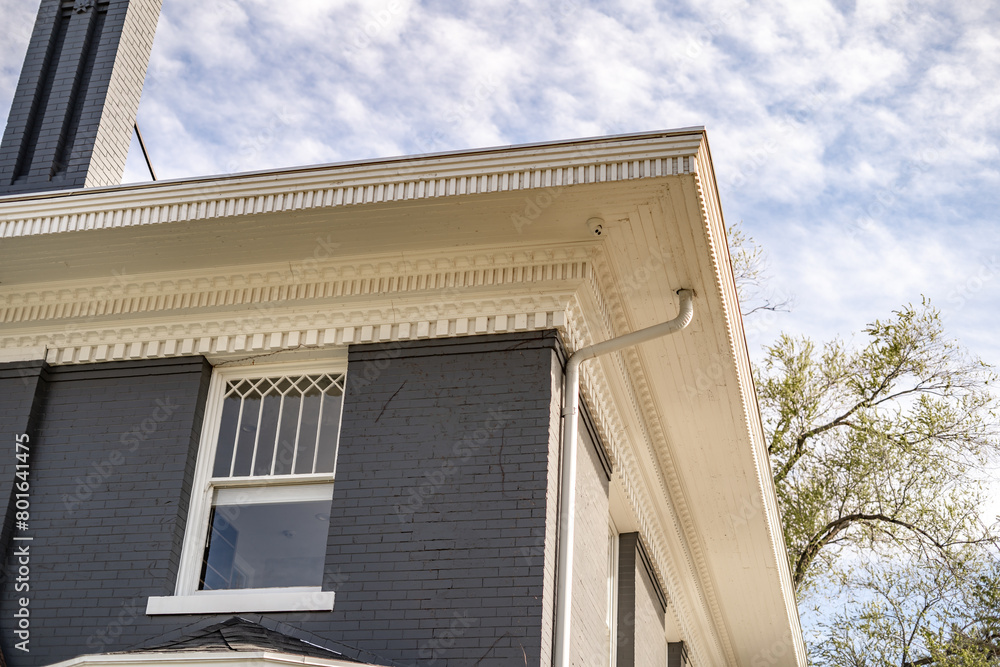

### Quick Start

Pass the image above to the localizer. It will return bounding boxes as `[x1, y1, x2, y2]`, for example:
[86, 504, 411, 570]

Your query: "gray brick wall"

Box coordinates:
[616, 533, 667, 667]
[668, 641, 689, 667]
[310, 331, 562, 665]
[0, 360, 47, 449]
[0, 0, 161, 195]
[0, 331, 620, 667]
[538, 350, 565, 667]
[634, 556, 666, 667]
[0, 360, 49, 583]
[0, 332, 567, 666]
[569, 415, 611, 666]
[0, 357, 211, 666]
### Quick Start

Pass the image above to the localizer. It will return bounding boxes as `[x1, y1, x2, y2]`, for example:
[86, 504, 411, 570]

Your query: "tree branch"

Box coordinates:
[793, 512, 956, 591]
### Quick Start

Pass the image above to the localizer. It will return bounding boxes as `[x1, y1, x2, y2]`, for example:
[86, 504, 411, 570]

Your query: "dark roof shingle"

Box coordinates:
[126, 617, 369, 663]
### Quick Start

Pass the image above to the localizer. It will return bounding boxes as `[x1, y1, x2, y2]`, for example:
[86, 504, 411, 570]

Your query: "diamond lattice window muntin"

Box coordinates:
[212, 373, 345, 479]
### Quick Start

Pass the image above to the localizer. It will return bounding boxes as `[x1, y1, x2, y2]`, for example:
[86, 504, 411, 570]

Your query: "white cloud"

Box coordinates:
[0, 0, 997, 365]
[0, 0, 35, 116]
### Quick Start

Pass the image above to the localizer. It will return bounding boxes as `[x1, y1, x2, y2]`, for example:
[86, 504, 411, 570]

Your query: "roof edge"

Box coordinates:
[0, 127, 707, 205]
[0, 129, 708, 240]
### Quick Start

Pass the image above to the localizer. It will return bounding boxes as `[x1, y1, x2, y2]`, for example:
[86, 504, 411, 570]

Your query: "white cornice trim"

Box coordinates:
[578, 293, 720, 663]
[692, 167, 807, 663]
[0, 246, 592, 363]
[0, 133, 700, 239]
[0, 128, 805, 665]
[0, 246, 592, 324]
[33, 310, 568, 366]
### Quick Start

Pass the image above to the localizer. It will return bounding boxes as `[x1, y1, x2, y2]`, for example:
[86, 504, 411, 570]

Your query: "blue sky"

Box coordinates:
[2, 0, 998, 421]
[4, 0, 997, 367]
[2, 0, 999, 649]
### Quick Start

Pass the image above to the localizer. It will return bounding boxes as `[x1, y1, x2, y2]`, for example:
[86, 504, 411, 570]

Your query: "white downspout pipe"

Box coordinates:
[553, 288, 694, 667]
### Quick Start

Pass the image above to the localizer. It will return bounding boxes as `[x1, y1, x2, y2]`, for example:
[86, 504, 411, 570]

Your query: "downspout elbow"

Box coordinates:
[553, 288, 694, 667]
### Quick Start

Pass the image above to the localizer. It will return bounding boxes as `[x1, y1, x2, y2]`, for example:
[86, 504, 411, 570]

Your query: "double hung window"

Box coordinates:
[147, 362, 345, 615]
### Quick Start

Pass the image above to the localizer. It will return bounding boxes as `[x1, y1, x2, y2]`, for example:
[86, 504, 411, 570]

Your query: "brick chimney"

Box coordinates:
[0, 0, 161, 195]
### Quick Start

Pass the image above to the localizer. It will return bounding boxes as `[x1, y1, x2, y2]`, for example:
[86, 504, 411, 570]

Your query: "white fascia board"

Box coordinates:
[674, 137, 808, 664]
[44, 650, 370, 667]
[0, 130, 705, 239]
[1, 128, 705, 203]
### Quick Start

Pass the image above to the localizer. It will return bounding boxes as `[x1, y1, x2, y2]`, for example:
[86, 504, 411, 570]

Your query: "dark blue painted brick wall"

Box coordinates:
[0, 331, 561, 666]
[308, 331, 560, 665]
[0, 357, 211, 666]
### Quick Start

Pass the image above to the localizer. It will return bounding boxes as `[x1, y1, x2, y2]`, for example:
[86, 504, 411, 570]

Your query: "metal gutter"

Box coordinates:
[553, 288, 694, 667]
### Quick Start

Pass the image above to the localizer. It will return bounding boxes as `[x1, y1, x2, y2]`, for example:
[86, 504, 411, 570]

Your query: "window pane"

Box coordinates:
[314, 388, 343, 473]
[201, 511, 239, 590]
[212, 395, 241, 477]
[294, 387, 322, 474]
[273, 394, 300, 476]
[199, 498, 333, 590]
[253, 392, 281, 476]
[232, 392, 261, 477]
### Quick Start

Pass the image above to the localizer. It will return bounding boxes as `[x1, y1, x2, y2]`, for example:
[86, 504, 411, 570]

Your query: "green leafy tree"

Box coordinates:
[756, 299, 998, 593]
[727, 223, 1000, 665]
[813, 550, 1000, 666]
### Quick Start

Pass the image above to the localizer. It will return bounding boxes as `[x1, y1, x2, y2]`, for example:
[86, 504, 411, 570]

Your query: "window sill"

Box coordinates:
[146, 588, 335, 615]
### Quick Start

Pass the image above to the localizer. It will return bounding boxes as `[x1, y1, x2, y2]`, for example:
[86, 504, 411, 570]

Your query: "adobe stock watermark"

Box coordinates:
[684, 356, 726, 399]
[209, 233, 344, 347]
[508, 132, 624, 235]
[12, 432, 32, 653]
[61, 397, 179, 513]
[510, 184, 566, 235]
[944, 255, 999, 317]
[224, 107, 295, 175]
[520, 527, 545, 566]
[615, 604, 664, 651]
[286, 234, 343, 282]
[392, 407, 512, 522]
[85, 597, 142, 650]
[414, 612, 476, 665]
[845, 132, 951, 241]
[683, 0, 749, 60]
[749, 630, 797, 667]
[413, 74, 500, 154]
[350, 341, 402, 391]
[342, 1, 404, 57]
[726, 88, 831, 192]
[55, 265, 133, 348]
[606, 248, 673, 303]
[728, 493, 763, 532]
[12, 364, 38, 390]
[257, 568, 350, 619]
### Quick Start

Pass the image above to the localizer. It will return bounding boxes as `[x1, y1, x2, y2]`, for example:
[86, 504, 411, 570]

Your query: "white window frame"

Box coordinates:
[146, 360, 345, 616]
